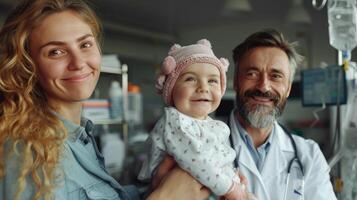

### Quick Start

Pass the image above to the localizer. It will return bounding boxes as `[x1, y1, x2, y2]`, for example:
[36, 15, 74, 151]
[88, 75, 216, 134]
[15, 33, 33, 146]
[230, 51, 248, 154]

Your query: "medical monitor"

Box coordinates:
[301, 65, 347, 107]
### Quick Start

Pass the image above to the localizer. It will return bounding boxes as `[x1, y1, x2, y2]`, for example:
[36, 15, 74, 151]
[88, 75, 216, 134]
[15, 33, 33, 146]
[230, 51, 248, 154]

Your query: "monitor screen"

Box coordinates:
[301, 65, 347, 107]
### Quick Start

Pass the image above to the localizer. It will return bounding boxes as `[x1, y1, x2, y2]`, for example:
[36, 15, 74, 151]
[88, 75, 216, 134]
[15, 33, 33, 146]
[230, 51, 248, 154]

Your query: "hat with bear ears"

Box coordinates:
[155, 39, 229, 106]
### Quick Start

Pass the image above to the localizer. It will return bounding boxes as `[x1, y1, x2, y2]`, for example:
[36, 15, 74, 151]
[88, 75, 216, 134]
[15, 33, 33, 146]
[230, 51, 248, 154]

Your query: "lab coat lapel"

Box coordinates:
[237, 139, 271, 200]
[229, 111, 272, 200]
[237, 142, 260, 177]
[260, 123, 288, 179]
[259, 123, 294, 200]
[65, 140, 123, 189]
[229, 111, 261, 177]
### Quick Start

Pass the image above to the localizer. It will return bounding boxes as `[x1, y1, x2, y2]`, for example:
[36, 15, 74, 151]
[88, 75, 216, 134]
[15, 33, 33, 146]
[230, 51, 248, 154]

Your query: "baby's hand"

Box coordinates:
[223, 182, 249, 200]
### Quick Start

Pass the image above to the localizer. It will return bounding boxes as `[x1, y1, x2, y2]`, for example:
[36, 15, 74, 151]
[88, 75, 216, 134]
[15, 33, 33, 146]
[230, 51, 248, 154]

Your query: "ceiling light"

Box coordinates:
[286, 0, 311, 24]
[224, 0, 252, 12]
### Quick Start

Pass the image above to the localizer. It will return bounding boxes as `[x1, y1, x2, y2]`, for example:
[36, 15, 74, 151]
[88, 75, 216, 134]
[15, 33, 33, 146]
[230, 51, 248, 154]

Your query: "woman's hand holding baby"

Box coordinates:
[148, 156, 210, 200]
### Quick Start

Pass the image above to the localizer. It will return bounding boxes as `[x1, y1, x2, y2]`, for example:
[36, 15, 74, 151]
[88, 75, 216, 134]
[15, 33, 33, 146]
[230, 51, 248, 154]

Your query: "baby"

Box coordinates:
[139, 39, 252, 200]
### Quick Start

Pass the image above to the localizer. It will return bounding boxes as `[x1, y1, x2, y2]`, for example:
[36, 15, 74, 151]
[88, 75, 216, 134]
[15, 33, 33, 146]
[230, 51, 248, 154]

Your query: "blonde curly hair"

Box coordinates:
[0, 0, 101, 199]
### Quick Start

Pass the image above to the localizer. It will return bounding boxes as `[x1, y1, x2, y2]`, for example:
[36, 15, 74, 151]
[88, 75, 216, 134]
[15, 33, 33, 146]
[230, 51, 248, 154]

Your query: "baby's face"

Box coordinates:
[172, 63, 222, 119]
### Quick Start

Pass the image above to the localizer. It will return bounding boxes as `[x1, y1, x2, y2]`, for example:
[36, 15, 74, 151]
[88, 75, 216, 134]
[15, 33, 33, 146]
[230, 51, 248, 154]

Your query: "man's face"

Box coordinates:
[234, 47, 292, 128]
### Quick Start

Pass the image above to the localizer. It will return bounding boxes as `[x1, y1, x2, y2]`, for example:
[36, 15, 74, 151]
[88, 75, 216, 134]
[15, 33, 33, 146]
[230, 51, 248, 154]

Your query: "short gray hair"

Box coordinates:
[232, 29, 303, 83]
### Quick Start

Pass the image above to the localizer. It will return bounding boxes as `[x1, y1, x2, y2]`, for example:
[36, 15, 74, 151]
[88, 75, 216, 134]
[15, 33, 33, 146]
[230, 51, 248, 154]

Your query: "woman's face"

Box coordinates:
[29, 10, 101, 106]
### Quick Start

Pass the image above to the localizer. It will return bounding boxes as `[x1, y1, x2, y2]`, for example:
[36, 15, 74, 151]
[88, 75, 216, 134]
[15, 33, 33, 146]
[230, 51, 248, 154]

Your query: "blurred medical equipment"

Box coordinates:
[339, 67, 357, 199]
[311, 0, 357, 198]
[332, 63, 357, 198]
[100, 125, 125, 178]
[329, 81, 357, 164]
[314, 0, 357, 68]
[301, 64, 347, 131]
[329, 127, 357, 200]
[327, 0, 357, 53]
[301, 65, 347, 107]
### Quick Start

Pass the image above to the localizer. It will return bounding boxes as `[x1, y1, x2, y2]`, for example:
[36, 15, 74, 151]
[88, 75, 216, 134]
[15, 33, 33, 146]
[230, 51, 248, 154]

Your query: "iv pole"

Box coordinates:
[312, 0, 356, 197]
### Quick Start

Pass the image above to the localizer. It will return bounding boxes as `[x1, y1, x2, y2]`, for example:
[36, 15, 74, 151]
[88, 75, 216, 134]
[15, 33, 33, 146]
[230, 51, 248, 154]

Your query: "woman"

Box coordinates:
[0, 0, 209, 199]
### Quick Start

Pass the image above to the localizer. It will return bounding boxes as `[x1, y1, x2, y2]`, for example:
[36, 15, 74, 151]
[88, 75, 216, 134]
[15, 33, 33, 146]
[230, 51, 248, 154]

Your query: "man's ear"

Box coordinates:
[286, 82, 292, 97]
[233, 75, 239, 92]
[233, 64, 239, 92]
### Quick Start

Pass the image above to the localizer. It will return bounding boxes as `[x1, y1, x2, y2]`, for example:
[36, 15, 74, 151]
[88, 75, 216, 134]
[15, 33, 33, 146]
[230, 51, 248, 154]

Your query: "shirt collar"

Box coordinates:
[56, 114, 94, 143]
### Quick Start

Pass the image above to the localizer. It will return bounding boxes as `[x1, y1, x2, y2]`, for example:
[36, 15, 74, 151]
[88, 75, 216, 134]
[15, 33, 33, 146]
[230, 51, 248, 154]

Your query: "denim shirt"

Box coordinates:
[0, 116, 141, 200]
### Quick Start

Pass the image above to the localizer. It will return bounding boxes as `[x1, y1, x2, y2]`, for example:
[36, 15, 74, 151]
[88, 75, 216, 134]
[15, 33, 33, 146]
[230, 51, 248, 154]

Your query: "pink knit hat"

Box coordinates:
[155, 39, 229, 106]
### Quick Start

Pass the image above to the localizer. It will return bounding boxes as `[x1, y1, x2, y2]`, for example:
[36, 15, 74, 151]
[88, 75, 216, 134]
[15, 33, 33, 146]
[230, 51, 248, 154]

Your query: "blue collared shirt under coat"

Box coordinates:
[0, 116, 141, 200]
[235, 116, 273, 172]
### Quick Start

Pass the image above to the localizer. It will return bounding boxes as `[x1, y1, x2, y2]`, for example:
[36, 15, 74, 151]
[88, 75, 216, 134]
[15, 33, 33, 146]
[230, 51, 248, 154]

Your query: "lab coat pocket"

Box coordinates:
[285, 165, 304, 200]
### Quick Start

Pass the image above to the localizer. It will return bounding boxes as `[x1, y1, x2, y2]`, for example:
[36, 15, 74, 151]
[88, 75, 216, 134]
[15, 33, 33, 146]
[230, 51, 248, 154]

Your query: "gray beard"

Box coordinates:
[235, 88, 287, 129]
[244, 105, 280, 128]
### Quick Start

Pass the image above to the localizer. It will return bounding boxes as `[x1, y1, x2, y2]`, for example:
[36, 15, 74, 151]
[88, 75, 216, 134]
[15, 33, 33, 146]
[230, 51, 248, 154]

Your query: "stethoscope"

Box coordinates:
[229, 118, 305, 200]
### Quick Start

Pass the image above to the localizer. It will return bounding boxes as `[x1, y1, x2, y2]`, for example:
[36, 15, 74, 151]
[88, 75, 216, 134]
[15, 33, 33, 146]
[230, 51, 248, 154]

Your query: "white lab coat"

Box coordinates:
[228, 111, 337, 200]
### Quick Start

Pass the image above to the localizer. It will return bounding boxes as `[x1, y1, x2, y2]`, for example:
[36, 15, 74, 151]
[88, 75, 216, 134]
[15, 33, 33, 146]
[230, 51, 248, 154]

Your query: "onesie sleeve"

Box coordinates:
[163, 108, 234, 195]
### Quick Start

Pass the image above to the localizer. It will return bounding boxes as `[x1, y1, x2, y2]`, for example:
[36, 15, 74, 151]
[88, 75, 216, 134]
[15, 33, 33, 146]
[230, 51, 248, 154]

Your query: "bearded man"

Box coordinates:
[228, 29, 337, 200]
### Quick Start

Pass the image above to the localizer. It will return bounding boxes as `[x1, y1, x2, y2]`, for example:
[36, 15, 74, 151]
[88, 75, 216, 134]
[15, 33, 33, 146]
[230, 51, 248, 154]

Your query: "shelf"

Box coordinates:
[94, 58, 129, 146]
[101, 62, 128, 75]
[101, 66, 123, 74]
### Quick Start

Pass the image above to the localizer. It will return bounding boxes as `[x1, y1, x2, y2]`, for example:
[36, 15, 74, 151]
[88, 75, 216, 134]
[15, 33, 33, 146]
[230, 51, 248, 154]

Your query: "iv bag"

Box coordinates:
[328, 0, 357, 51]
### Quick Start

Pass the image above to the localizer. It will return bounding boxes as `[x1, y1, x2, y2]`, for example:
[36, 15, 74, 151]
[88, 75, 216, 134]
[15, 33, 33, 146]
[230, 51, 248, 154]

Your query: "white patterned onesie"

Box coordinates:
[138, 107, 240, 196]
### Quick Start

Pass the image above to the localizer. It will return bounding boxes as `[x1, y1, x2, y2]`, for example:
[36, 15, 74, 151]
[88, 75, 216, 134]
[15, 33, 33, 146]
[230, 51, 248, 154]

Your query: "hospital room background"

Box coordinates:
[1, 0, 357, 199]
